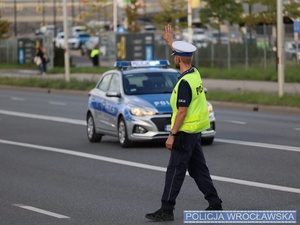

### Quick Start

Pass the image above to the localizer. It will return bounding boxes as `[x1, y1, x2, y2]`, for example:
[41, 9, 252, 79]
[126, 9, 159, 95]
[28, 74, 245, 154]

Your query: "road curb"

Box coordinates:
[211, 101, 300, 115]
[2, 85, 300, 115]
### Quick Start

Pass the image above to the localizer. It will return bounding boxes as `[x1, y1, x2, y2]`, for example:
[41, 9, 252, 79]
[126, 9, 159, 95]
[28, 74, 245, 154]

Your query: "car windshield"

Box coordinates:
[123, 71, 179, 95]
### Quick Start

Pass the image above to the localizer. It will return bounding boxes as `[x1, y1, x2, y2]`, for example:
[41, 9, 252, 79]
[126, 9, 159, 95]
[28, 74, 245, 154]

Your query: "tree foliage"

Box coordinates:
[151, 0, 188, 31]
[200, 0, 300, 29]
[243, 0, 260, 26]
[0, 16, 10, 39]
[242, 0, 300, 26]
[200, 0, 243, 31]
[284, 0, 300, 21]
[76, 0, 110, 35]
[125, 0, 141, 32]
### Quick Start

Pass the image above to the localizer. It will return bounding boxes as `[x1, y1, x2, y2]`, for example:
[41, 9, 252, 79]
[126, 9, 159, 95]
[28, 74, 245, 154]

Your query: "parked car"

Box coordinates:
[81, 36, 99, 56]
[71, 25, 87, 36]
[76, 32, 91, 48]
[208, 31, 229, 44]
[86, 60, 216, 148]
[143, 24, 156, 31]
[53, 32, 80, 49]
[285, 41, 300, 62]
[193, 39, 208, 48]
[182, 28, 208, 42]
[81, 36, 106, 57]
[35, 25, 60, 36]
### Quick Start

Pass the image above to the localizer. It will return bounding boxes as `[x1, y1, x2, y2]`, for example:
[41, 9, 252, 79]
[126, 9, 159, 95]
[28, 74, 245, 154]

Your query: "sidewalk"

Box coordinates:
[0, 69, 300, 95]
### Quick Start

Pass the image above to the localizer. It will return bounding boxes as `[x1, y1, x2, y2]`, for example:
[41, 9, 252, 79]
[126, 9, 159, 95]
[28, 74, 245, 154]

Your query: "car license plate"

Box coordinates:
[164, 124, 171, 131]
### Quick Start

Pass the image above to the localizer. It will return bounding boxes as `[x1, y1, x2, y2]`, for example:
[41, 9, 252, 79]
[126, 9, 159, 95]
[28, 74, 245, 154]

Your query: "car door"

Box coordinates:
[102, 73, 121, 133]
[92, 73, 112, 131]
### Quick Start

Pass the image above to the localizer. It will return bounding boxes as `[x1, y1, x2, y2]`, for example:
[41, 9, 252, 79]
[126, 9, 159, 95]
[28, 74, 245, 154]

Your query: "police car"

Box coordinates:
[86, 60, 216, 148]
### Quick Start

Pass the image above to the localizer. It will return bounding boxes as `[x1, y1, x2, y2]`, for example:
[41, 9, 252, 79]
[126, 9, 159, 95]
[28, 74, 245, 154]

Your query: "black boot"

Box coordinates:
[205, 203, 223, 210]
[145, 208, 174, 221]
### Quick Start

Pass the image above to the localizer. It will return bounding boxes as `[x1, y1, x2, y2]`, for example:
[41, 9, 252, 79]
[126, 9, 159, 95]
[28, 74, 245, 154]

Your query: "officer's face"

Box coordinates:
[174, 55, 180, 69]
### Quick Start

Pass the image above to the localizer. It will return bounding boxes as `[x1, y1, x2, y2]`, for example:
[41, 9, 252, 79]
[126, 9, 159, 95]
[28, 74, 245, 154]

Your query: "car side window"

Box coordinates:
[108, 74, 120, 92]
[97, 74, 112, 91]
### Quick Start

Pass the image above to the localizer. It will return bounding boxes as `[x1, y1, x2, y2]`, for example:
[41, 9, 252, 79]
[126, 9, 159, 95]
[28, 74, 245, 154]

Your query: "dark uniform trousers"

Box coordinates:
[161, 132, 221, 210]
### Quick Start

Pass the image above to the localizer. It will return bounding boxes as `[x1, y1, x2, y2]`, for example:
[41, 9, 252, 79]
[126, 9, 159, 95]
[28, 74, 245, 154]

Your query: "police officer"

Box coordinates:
[90, 44, 100, 66]
[145, 24, 222, 222]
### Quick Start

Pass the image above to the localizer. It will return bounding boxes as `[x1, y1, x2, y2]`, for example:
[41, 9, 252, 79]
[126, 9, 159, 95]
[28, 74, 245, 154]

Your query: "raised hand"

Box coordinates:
[162, 24, 174, 48]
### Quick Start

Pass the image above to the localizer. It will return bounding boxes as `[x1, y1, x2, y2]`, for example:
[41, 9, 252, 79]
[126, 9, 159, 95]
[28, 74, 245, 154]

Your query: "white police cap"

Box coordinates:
[172, 41, 197, 57]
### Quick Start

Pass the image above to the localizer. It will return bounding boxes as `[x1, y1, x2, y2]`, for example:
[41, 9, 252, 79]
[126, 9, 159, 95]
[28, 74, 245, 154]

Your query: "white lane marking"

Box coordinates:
[13, 204, 70, 219]
[1, 139, 300, 194]
[215, 138, 300, 153]
[10, 97, 25, 101]
[0, 109, 85, 125]
[223, 120, 246, 125]
[295, 128, 300, 131]
[49, 101, 66, 106]
[0, 109, 299, 153]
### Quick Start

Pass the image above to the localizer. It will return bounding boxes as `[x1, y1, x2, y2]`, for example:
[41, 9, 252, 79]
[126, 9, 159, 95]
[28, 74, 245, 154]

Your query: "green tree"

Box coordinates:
[242, 0, 300, 47]
[199, 0, 243, 32]
[283, 0, 300, 21]
[78, 0, 110, 35]
[125, 0, 141, 32]
[151, 0, 188, 31]
[242, 0, 259, 27]
[0, 16, 10, 39]
[244, 0, 300, 25]
[242, 0, 300, 26]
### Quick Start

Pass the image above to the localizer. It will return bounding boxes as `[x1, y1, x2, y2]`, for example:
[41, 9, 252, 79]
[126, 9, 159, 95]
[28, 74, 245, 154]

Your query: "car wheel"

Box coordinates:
[87, 113, 102, 142]
[202, 137, 214, 145]
[118, 117, 132, 148]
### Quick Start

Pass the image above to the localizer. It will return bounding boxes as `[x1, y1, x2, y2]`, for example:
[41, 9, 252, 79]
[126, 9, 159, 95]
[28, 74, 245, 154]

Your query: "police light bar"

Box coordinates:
[114, 60, 170, 69]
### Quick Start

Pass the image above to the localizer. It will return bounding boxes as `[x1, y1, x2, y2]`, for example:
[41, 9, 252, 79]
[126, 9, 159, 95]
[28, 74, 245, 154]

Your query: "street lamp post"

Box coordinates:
[113, 0, 117, 32]
[63, 0, 70, 82]
[277, 0, 284, 97]
[53, 0, 57, 37]
[42, 0, 45, 26]
[14, 0, 17, 37]
[187, 0, 192, 44]
[72, 0, 75, 25]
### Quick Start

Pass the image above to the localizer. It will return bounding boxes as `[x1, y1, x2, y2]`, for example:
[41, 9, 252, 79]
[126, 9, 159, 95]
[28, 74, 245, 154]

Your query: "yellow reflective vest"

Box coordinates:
[90, 49, 99, 58]
[170, 68, 210, 133]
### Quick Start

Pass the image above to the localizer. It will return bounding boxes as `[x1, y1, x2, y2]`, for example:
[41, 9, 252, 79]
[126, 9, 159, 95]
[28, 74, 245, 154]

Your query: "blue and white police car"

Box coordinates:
[86, 60, 216, 148]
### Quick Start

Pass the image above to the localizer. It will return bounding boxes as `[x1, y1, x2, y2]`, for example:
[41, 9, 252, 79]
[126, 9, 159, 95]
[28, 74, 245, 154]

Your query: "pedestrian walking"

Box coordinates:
[145, 24, 223, 222]
[35, 46, 48, 75]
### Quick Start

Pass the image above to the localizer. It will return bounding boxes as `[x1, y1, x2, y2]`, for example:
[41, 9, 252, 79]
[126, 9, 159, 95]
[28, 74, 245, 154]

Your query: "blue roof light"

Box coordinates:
[114, 60, 170, 69]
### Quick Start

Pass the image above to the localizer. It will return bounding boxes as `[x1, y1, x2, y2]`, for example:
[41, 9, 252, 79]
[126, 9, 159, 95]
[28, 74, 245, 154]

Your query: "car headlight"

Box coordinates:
[129, 107, 156, 116]
[207, 104, 214, 113]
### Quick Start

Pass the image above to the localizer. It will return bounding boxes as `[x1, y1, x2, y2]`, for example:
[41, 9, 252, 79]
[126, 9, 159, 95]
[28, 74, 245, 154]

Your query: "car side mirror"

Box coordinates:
[204, 87, 208, 94]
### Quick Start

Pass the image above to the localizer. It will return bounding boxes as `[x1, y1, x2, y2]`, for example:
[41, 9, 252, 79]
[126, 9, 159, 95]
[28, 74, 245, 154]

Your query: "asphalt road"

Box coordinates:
[0, 89, 299, 225]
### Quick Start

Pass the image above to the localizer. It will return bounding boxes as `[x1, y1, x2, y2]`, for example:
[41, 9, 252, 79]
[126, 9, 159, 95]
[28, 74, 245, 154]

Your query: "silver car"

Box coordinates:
[86, 60, 216, 148]
[285, 41, 300, 62]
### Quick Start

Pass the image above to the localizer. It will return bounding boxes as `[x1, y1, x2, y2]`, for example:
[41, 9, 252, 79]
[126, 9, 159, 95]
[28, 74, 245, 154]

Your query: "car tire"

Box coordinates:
[118, 117, 132, 148]
[87, 113, 102, 142]
[202, 137, 214, 145]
